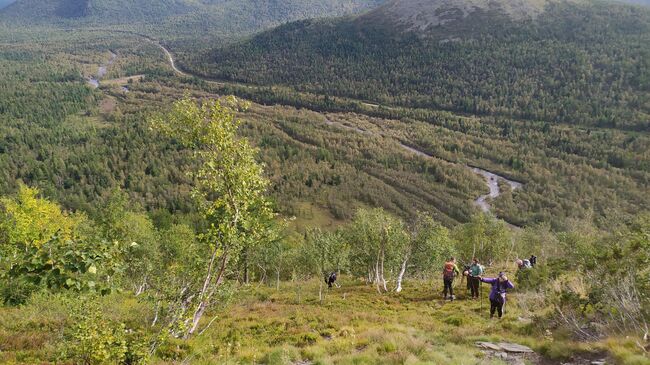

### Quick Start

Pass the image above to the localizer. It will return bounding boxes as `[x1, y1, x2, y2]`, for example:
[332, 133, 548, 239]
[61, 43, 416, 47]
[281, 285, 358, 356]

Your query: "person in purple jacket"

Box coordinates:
[479, 272, 514, 318]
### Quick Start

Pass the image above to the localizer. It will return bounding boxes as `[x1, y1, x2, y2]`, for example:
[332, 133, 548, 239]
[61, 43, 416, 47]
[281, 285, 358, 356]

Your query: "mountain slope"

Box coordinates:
[195, 0, 650, 130]
[0, 0, 385, 33]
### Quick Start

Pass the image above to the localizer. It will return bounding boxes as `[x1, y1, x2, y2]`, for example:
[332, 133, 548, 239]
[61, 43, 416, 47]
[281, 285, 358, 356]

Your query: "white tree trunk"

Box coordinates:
[375, 258, 382, 294]
[319, 279, 323, 304]
[185, 248, 228, 338]
[380, 249, 387, 292]
[395, 258, 408, 293]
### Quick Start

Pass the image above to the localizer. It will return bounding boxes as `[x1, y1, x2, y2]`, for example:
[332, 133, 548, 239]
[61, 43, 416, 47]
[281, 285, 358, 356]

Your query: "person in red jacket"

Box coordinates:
[442, 257, 460, 301]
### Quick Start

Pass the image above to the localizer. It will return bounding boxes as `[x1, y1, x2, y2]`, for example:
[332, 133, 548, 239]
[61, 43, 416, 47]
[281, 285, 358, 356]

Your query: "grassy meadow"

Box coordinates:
[3, 273, 646, 365]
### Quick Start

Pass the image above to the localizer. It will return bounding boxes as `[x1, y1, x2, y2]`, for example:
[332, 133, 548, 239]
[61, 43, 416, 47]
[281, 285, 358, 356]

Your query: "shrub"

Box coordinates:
[295, 332, 319, 347]
[63, 298, 149, 365]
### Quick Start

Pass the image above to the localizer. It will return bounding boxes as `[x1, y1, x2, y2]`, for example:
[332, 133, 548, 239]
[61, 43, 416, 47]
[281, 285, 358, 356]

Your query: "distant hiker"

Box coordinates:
[479, 272, 514, 318]
[325, 272, 338, 288]
[442, 257, 460, 301]
[468, 258, 484, 299]
[529, 255, 537, 267]
[516, 259, 532, 270]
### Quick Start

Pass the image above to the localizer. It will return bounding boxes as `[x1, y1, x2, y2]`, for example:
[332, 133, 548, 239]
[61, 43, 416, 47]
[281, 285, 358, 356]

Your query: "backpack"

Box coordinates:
[443, 262, 455, 279]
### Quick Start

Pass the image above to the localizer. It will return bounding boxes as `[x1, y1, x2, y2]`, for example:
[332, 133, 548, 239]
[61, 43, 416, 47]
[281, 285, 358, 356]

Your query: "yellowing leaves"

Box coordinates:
[0, 185, 86, 248]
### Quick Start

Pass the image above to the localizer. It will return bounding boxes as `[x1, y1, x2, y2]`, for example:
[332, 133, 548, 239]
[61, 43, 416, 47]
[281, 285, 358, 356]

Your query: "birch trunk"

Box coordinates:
[375, 257, 382, 294]
[319, 279, 323, 304]
[395, 257, 408, 293]
[380, 248, 387, 292]
[186, 249, 228, 338]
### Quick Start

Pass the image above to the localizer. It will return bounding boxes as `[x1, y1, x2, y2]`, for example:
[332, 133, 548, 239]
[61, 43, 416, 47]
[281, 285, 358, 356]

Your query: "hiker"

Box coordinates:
[462, 265, 471, 293]
[516, 259, 532, 270]
[442, 257, 460, 300]
[325, 272, 338, 288]
[529, 255, 537, 267]
[468, 258, 484, 299]
[479, 272, 514, 318]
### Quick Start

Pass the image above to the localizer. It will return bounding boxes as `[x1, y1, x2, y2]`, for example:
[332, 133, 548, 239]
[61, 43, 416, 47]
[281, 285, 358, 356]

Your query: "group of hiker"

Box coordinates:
[442, 255, 536, 318]
[325, 254, 537, 319]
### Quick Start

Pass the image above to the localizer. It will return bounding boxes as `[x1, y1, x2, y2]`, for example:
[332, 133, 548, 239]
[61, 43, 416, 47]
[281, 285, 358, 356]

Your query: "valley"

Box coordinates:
[0, 0, 648, 364]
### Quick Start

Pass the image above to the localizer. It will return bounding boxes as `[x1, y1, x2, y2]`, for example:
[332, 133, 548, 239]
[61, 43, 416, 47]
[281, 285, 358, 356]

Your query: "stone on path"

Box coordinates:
[476, 342, 503, 351]
[497, 342, 534, 353]
[475, 341, 534, 353]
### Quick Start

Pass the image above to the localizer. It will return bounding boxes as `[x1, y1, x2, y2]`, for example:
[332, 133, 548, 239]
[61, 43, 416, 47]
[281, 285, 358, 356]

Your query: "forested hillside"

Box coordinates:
[0, 28, 648, 229]
[0, 0, 384, 23]
[0, 0, 385, 44]
[195, 0, 650, 130]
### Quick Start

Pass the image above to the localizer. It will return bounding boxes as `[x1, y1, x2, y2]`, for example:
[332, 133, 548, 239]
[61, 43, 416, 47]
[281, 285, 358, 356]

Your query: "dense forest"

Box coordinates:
[0, 27, 648, 230]
[194, 1, 650, 130]
[0, 0, 385, 59]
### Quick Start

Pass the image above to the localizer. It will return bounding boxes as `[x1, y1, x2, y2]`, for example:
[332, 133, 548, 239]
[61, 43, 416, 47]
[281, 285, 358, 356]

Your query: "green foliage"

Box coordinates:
[65, 298, 149, 365]
[452, 214, 511, 266]
[344, 208, 409, 290]
[409, 212, 455, 278]
[4, 234, 125, 301]
[300, 228, 349, 278]
[151, 96, 273, 251]
[0, 185, 126, 304]
[247, 223, 293, 287]
[150, 96, 276, 337]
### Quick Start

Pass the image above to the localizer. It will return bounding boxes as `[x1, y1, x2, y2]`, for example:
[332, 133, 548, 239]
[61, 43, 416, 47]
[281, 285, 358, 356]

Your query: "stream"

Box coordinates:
[401, 143, 522, 213]
[323, 119, 523, 214]
[87, 51, 117, 88]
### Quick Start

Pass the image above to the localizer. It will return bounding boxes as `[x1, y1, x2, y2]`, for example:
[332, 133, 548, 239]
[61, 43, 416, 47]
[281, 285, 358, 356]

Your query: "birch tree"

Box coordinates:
[406, 214, 455, 282]
[300, 228, 348, 303]
[150, 96, 273, 338]
[452, 214, 510, 266]
[345, 208, 407, 293]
